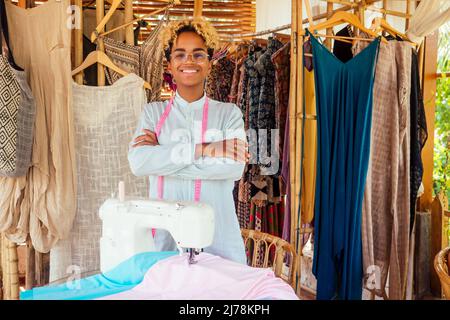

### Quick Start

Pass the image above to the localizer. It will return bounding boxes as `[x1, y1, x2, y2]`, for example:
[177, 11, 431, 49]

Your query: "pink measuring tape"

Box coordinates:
[152, 94, 209, 237]
[155, 94, 209, 201]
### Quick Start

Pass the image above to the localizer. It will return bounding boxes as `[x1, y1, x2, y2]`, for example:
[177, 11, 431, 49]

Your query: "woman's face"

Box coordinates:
[167, 31, 212, 88]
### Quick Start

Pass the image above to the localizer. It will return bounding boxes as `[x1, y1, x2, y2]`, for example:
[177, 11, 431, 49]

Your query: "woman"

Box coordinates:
[128, 18, 249, 264]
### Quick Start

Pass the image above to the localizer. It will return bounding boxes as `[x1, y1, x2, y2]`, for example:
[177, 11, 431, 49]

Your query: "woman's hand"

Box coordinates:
[132, 129, 159, 148]
[197, 138, 250, 163]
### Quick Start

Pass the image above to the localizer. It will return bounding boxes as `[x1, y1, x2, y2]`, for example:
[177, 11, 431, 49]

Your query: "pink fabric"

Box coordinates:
[98, 253, 299, 300]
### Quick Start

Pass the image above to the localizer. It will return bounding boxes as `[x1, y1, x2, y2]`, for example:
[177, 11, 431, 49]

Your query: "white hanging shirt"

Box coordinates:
[128, 91, 247, 264]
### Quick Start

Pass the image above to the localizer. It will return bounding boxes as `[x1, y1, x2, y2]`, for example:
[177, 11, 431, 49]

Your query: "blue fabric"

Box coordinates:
[21, 251, 177, 300]
[308, 29, 380, 300]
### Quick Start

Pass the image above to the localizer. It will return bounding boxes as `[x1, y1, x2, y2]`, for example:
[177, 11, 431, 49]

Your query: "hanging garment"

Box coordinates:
[0, 61, 35, 178]
[237, 164, 251, 229]
[98, 253, 298, 300]
[49, 74, 148, 281]
[103, 15, 166, 102]
[237, 55, 250, 130]
[300, 67, 317, 224]
[234, 56, 251, 230]
[255, 39, 283, 175]
[206, 57, 235, 103]
[280, 66, 317, 240]
[81, 8, 126, 86]
[272, 42, 290, 160]
[308, 29, 380, 300]
[333, 25, 354, 63]
[228, 56, 245, 104]
[406, 0, 450, 44]
[357, 39, 412, 300]
[409, 50, 427, 231]
[303, 39, 313, 72]
[246, 48, 264, 135]
[1, 0, 75, 252]
[128, 91, 247, 264]
[0, 5, 35, 178]
[23, 251, 177, 300]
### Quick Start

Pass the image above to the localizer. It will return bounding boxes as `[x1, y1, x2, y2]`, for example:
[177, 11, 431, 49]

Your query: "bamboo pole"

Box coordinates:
[304, 0, 314, 27]
[2, 234, 10, 300]
[289, 0, 298, 296]
[97, 0, 106, 86]
[321, 0, 358, 7]
[74, 0, 84, 85]
[194, 0, 204, 17]
[7, 240, 19, 300]
[0, 235, 3, 299]
[419, 31, 438, 210]
[124, 0, 134, 45]
[98, 6, 171, 39]
[405, 0, 410, 30]
[354, 0, 360, 36]
[295, 0, 305, 296]
[294, 0, 304, 298]
[365, 6, 412, 19]
[25, 238, 35, 290]
[35, 251, 42, 287]
[325, 2, 333, 48]
[381, 0, 387, 38]
[359, 0, 365, 29]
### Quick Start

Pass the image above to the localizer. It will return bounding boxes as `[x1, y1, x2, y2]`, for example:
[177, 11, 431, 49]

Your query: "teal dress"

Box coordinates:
[307, 29, 380, 300]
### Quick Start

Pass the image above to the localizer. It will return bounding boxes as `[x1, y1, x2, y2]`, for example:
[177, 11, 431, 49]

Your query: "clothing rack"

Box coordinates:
[0, 0, 441, 301]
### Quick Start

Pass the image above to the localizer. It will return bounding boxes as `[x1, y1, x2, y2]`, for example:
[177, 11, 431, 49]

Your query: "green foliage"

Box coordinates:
[433, 22, 450, 203]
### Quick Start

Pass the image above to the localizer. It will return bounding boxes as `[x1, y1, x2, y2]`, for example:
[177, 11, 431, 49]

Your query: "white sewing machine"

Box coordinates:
[99, 196, 215, 273]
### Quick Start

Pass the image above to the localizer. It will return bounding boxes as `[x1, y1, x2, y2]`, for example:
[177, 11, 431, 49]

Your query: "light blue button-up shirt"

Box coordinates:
[128, 91, 247, 264]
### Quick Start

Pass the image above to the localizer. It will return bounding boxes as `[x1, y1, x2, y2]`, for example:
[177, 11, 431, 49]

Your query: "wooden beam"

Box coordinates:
[25, 239, 35, 290]
[365, 5, 412, 18]
[124, 0, 134, 45]
[430, 194, 446, 297]
[2, 234, 10, 300]
[289, 0, 299, 262]
[7, 240, 18, 300]
[294, 0, 304, 298]
[194, 0, 204, 17]
[289, 0, 298, 295]
[0, 235, 3, 299]
[419, 31, 438, 211]
[18, 0, 26, 8]
[325, 2, 333, 48]
[97, 0, 105, 86]
[382, 0, 387, 37]
[321, 0, 358, 7]
[74, 0, 84, 85]
[405, 0, 410, 30]
[354, 0, 360, 36]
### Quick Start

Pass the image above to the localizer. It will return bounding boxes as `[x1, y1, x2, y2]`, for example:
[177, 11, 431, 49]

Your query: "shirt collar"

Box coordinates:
[174, 91, 207, 110]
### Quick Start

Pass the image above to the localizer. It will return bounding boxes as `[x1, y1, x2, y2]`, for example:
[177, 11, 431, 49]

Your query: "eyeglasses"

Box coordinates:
[170, 52, 210, 64]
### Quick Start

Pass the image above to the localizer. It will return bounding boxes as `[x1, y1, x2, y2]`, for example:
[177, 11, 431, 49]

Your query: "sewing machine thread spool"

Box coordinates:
[118, 181, 125, 202]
